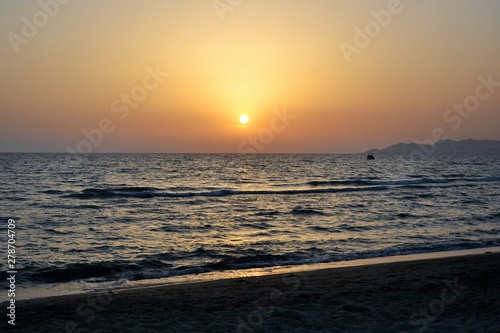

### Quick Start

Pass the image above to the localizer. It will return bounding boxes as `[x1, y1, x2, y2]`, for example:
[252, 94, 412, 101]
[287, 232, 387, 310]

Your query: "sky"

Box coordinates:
[1, 0, 499, 153]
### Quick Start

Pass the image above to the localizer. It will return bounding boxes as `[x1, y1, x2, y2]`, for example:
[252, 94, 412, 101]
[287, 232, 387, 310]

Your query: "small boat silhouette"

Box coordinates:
[367, 154, 375, 160]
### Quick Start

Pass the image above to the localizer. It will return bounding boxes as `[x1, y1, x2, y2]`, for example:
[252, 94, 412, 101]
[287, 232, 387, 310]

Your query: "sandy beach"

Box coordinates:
[3, 250, 499, 332]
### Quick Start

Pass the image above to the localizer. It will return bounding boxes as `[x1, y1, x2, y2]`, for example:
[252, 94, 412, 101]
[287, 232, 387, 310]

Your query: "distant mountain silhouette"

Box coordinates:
[367, 139, 500, 155]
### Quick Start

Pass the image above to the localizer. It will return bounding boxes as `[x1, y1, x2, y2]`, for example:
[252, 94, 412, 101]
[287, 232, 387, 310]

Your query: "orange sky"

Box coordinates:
[1, 0, 499, 153]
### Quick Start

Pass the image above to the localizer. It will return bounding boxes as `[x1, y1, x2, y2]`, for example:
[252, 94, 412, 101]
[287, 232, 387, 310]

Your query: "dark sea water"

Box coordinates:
[1, 153, 499, 299]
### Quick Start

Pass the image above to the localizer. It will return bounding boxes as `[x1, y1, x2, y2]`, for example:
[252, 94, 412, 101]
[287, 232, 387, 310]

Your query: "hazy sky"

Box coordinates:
[1, 0, 499, 153]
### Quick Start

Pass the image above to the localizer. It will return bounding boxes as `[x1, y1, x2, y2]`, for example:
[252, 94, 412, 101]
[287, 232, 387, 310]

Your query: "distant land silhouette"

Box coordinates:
[367, 139, 500, 155]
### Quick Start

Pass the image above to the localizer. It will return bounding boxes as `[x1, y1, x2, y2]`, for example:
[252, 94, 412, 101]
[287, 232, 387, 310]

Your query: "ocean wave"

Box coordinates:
[63, 185, 389, 200]
[21, 239, 500, 285]
[55, 176, 500, 200]
[65, 187, 159, 199]
[290, 207, 328, 216]
[307, 176, 500, 187]
[28, 259, 173, 284]
[205, 253, 300, 270]
[46, 228, 73, 235]
[254, 210, 281, 217]
[307, 180, 368, 187]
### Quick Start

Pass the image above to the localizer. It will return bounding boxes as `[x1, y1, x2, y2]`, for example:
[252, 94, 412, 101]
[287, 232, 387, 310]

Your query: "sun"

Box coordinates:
[239, 114, 249, 125]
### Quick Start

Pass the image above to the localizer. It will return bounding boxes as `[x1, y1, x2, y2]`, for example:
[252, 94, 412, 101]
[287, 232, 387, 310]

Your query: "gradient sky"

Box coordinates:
[1, 0, 499, 153]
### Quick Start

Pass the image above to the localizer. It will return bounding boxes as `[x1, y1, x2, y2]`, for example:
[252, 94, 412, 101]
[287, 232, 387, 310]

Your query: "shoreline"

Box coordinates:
[11, 246, 500, 303]
[4, 248, 500, 332]
[109, 245, 500, 295]
[7, 246, 500, 304]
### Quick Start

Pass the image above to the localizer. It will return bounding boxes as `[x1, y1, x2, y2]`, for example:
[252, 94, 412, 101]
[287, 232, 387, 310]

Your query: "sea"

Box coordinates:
[1, 153, 499, 300]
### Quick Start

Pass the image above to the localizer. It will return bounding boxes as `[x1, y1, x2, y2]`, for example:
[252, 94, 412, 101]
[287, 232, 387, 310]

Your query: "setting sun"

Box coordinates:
[1, 2, 500, 330]
[239, 115, 249, 125]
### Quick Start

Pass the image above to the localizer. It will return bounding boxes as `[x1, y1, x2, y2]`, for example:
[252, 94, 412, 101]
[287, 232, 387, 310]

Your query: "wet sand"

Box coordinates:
[4, 251, 500, 332]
